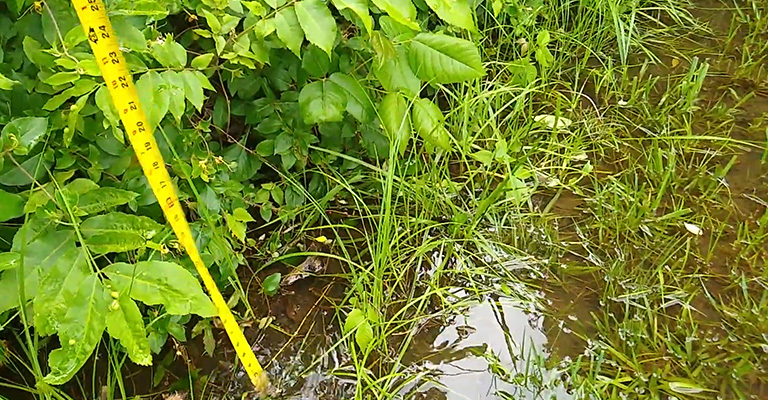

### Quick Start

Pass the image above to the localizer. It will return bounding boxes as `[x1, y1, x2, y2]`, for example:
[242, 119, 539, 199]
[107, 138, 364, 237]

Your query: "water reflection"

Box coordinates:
[411, 298, 576, 400]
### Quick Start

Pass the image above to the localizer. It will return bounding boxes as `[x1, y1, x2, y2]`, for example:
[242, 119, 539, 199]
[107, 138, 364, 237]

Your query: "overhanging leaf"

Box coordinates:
[106, 292, 152, 366]
[44, 273, 110, 385]
[103, 261, 217, 317]
[136, 71, 169, 131]
[369, 0, 419, 30]
[408, 33, 484, 84]
[294, 0, 337, 56]
[274, 7, 304, 57]
[330, 0, 372, 33]
[412, 98, 452, 151]
[380, 92, 411, 155]
[80, 212, 162, 254]
[76, 187, 140, 215]
[424, 0, 476, 30]
[329, 73, 375, 123]
[34, 248, 90, 337]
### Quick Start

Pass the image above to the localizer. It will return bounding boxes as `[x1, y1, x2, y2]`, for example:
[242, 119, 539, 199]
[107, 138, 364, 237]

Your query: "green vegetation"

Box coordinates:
[1, 0, 767, 399]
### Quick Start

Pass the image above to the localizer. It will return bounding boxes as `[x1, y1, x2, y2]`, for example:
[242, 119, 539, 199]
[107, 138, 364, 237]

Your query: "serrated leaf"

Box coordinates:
[136, 71, 169, 131]
[80, 212, 162, 254]
[373, 46, 420, 97]
[370, 0, 419, 30]
[43, 273, 110, 385]
[103, 261, 217, 317]
[330, 0, 372, 33]
[106, 293, 152, 366]
[225, 213, 247, 242]
[298, 80, 347, 124]
[76, 188, 139, 215]
[295, 0, 337, 56]
[408, 33, 484, 84]
[274, 7, 304, 57]
[329, 73, 375, 123]
[0, 189, 24, 222]
[380, 92, 411, 155]
[2, 117, 48, 156]
[412, 98, 452, 151]
[424, 0, 476, 30]
[34, 248, 90, 337]
[191, 53, 215, 69]
[180, 70, 205, 111]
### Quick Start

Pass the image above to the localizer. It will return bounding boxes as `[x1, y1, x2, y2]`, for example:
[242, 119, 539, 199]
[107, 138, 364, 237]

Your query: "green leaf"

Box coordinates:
[232, 207, 256, 222]
[180, 70, 205, 111]
[106, 292, 152, 366]
[136, 71, 169, 131]
[423, 0, 476, 30]
[76, 187, 139, 215]
[302, 45, 331, 77]
[294, 0, 338, 56]
[223, 143, 262, 180]
[0, 231, 77, 314]
[330, 0, 372, 33]
[103, 261, 217, 317]
[344, 307, 365, 334]
[43, 79, 98, 111]
[255, 139, 275, 156]
[373, 46, 421, 97]
[0, 72, 19, 91]
[274, 6, 304, 57]
[471, 149, 494, 165]
[95, 86, 120, 126]
[380, 92, 411, 155]
[34, 248, 90, 337]
[355, 319, 373, 350]
[191, 53, 215, 69]
[43, 273, 111, 385]
[262, 273, 281, 296]
[369, 0, 419, 30]
[2, 117, 48, 156]
[0, 252, 20, 273]
[0, 153, 52, 186]
[411, 98, 452, 151]
[23, 37, 56, 67]
[43, 72, 81, 87]
[80, 212, 162, 254]
[225, 213, 247, 242]
[298, 80, 347, 124]
[0, 189, 24, 222]
[161, 70, 186, 122]
[408, 33, 484, 84]
[150, 39, 187, 68]
[329, 73, 375, 123]
[112, 18, 147, 51]
[274, 133, 293, 154]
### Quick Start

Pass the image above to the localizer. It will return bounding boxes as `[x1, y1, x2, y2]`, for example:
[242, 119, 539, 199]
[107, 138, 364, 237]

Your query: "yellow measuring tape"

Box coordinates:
[70, 0, 269, 392]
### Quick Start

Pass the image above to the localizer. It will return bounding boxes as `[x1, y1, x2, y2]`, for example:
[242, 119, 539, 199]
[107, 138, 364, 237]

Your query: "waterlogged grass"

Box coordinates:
[2, 0, 767, 399]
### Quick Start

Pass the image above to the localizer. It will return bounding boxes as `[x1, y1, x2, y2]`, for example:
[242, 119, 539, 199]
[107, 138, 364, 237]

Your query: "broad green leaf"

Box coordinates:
[43, 72, 80, 87]
[274, 133, 293, 154]
[408, 33, 484, 84]
[0, 153, 52, 186]
[369, 0, 419, 30]
[255, 140, 274, 156]
[103, 261, 217, 317]
[411, 98, 452, 151]
[374, 45, 420, 97]
[160, 70, 186, 122]
[223, 143, 262, 180]
[191, 53, 215, 69]
[106, 292, 152, 366]
[44, 273, 111, 385]
[76, 187, 139, 215]
[180, 70, 205, 111]
[262, 272, 281, 295]
[330, 0, 372, 33]
[344, 308, 365, 334]
[294, 0, 337, 56]
[355, 319, 373, 350]
[80, 212, 162, 254]
[150, 39, 187, 68]
[0, 72, 19, 91]
[0, 253, 20, 273]
[2, 117, 48, 156]
[23, 37, 56, 67]
[379, 15, 416, 41]
[329, 73, 375, 123]
[136, 71, 169, 130]
[302, 45, 331, 77]
[112, 18, 148, 51]
[424, 0, 476, 30]
[232, 207, 255, 222]
[298, 80, 347, 124]
[34, 248, 90, 337]
[0, 189, 24, 222]
[95, 86, 120, 127]
[274, 7, 304, 57]
[43, 79, 98, 111]
[471, 149, 494, 165]
[380, 92, 411, 155]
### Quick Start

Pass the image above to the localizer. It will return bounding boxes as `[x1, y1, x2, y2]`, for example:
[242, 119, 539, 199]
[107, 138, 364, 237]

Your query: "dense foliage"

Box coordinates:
[0, 0, 502, 385]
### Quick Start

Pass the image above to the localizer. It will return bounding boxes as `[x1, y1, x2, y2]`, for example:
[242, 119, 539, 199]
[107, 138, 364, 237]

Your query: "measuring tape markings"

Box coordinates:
[70, 0, 268, 392]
